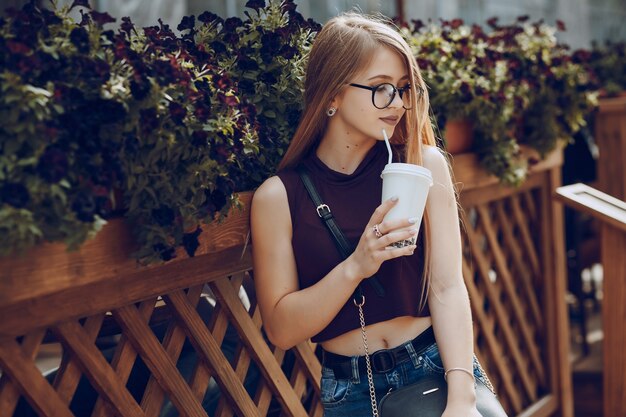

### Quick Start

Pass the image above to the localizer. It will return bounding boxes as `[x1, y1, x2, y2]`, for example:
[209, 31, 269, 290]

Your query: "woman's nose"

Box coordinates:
[387, 89, 404, 109]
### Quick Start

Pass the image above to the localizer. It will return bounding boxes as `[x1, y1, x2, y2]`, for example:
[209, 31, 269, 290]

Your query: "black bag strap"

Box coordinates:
[296, 165, 385, 298]
[297, 166, 352, 258]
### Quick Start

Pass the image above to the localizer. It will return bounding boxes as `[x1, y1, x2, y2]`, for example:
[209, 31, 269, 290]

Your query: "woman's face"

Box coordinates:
[331, 46, 409, 143]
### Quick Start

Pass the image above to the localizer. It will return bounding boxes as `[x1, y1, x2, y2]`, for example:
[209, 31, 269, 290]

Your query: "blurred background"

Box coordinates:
[3, 0, 626, 48]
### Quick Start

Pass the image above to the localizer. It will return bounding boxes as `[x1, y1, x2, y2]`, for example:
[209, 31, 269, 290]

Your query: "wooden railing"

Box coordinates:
[595, 95, 626, 200]
[0, 149, 572, 417]
[556, 183, 626, 417]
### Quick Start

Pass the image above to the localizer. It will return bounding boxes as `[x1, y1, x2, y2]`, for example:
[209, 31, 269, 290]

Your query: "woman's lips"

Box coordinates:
[380, 116, 398, 126]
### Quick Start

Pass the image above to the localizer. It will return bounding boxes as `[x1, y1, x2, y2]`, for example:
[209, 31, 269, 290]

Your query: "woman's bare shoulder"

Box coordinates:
[253, 176, 287, 203]
[251, 176, 290, 221]
[421, 145, 448, 178]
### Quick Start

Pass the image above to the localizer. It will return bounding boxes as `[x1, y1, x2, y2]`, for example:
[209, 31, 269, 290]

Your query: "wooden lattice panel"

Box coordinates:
[0, 153, 572, 417]
[462, 191, 545, 414]
[0, 273, 322, 417]
[456, 154, 570, 417]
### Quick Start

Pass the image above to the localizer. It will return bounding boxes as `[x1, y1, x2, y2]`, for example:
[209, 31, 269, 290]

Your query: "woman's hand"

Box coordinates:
[344, 196, 418, 281]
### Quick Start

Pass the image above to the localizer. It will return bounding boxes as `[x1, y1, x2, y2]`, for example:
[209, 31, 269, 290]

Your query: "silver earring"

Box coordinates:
[326, 107, 337, 117]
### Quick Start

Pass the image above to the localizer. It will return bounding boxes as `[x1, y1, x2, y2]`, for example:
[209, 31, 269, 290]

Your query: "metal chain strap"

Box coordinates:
[355, 296, 379, 417]
[354, 299, 493, 417]
[474, 357, 496, 394]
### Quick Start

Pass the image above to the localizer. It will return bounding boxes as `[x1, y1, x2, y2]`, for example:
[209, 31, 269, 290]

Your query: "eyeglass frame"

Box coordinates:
[348, 82, 423, 110]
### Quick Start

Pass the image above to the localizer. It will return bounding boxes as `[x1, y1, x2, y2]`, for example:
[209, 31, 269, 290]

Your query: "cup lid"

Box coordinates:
[381, 163, 433, 183]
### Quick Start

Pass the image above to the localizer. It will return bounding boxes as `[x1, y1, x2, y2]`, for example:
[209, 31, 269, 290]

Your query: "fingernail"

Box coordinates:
[409, 229, 418, 235]
[390, 195, 399, 202]
[408, 217, 417, 224]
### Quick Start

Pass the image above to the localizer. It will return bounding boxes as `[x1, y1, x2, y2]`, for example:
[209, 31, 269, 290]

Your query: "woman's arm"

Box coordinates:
[251, 176, 417, 350]
[251, 176, 361, 349]
[422, 146, 478, 411]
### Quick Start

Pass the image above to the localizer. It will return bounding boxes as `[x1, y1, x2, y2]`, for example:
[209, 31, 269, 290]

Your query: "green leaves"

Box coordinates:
[0, 208, 42, 257]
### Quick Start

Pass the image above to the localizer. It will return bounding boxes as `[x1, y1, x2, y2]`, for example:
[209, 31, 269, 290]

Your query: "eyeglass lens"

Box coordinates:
[374, 83, 411, 109]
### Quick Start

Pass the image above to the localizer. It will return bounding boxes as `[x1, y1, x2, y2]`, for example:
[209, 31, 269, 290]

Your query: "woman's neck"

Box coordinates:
[316, 135, 377, 175]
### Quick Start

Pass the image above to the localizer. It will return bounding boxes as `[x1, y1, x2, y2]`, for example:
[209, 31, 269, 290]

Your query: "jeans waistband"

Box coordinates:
[322, 326, 435, 379]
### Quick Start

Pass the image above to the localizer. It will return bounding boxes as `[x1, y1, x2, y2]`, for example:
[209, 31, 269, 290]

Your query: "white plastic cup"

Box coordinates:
[381, 163, 433, 248]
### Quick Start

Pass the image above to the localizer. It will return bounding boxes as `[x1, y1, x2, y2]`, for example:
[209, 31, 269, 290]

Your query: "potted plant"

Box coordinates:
[488, 17, 598, 159]
[403, 18, 529, 184]
[403, 16, 598, 186]
[0, 0, 315, 264]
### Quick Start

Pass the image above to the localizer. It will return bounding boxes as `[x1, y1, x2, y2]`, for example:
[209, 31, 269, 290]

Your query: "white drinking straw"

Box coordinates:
[382, 129, 393, 165]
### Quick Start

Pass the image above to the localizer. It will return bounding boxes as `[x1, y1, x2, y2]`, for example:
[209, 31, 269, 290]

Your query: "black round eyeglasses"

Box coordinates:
[349, 82, 422, 110]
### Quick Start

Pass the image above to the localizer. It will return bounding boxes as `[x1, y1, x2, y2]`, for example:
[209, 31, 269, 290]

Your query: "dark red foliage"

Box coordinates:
[140, 108, 160, 134]
[177, 15, 195, 32]
[152, 243, 177, 261]
[37, 147, 69, 183]
[198, 11, 222, 25]
[486, 17, 499, 29]
[70, 0, 90, 10]
[245, 0, 266, 12]
[152, 205, 175, 226]
[182, 226, 202, 257]
[450, 18, 463, 29]
[194, 102, 212, 122]
[169, 102, 187, 125]
[120, 16, 135, 35]
[218, 93, 239, 106]
[130, 75, 151, 100]
[90, 10, 115, 26]
[0, 183, 30, 208]
[70, 27, 90, 53]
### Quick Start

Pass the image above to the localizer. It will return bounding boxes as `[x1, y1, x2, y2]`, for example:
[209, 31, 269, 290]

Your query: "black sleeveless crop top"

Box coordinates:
[276, 141, 430, 342]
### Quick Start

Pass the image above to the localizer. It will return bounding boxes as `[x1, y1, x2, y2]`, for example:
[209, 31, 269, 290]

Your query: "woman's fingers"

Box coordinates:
[375, 227, 418, 249]
[373, 218, 419, 238]
[351, 198, 420, 280]
[368, 196, 398, 228]
[379, 243, 417, 260]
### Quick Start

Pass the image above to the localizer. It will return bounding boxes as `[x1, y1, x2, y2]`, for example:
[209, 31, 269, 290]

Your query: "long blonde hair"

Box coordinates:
[278, 12, 436, 312]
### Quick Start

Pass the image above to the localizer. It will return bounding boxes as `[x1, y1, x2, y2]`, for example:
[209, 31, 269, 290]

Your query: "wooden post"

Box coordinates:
[556, 183, 626, 417]
[395, 0, 404, 22]
[546, 167, 574, 417]
[595, 96, 626, 200]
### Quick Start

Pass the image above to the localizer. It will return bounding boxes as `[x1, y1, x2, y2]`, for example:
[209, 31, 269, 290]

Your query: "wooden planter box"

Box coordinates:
[0, 150, 572, 417]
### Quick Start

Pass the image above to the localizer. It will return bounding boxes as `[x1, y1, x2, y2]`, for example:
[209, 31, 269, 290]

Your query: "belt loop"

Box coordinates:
[405, 340, 421, 368]
[351, 356, 361, 383]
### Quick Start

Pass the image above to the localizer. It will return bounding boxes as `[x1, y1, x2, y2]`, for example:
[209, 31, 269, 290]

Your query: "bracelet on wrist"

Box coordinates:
[444, 367, 475, 382]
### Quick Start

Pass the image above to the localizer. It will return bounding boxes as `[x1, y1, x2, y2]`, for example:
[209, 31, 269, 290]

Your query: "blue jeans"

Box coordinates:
[320, 339, 493, 417]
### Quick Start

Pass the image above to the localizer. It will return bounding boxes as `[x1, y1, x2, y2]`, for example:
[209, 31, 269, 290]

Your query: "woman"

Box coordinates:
[251, 12, 495, 417]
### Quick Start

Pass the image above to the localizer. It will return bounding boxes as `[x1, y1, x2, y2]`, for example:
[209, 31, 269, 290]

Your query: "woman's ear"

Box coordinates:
[329, 92, 343, 111]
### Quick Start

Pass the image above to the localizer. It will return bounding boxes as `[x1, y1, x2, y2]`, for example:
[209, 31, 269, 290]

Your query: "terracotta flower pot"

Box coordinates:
[443, 119, 474, 154]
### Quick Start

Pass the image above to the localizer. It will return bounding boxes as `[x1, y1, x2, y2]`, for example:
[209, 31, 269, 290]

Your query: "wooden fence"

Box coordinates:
[0, 150, 571, 417]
